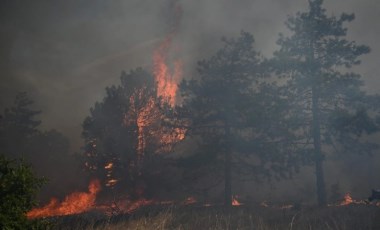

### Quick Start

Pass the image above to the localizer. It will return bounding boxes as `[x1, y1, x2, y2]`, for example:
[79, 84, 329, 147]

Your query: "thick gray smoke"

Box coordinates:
[1, 0, 379, 201]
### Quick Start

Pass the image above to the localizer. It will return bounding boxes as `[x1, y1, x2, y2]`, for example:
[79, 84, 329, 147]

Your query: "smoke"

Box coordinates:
[1, 0, 380, 203]
[1, 0, 379, 150]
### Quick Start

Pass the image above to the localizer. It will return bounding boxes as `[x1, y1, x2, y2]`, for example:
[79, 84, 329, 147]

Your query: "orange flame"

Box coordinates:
[335, 192, 366, 206]
[135, 95, 157, 158]
[124, 0, 184, 163]
[153, 38, 182, 106]
[31, 2, 187, 219]
[105, 179, 118, 187]
[153, 0, 183, 106]
[104, 161, 118, 187]
[124, 88, 158, 162]
[27, 180, 101, 219]
[104, 162, 113, 169]
[340, 193, 353, 205]
[232, 195, 243, 206]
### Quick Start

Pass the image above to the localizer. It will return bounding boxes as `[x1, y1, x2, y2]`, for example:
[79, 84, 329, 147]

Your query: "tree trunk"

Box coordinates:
[311, 85, 326, 206]
[224, 127, 232, 208]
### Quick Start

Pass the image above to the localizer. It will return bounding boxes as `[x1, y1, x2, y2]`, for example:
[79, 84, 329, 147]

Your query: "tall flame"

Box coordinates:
[153, 0, 182, 106]
[27, 180, 101, 219]
[153, 38, 182, 106]
[133, 0, 184, 159]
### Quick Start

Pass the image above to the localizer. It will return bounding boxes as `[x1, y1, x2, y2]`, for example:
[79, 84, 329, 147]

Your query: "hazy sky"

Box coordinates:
[1, 0, 379, 152]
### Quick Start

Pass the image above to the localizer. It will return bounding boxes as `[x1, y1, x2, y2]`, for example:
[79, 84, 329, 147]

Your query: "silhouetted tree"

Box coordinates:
[272, 0, 379, 206]
[0, 92, 41, 157]
[179, 32, 298, 207]
[28, 129, 83, 199]
[0, 92, 80, 201]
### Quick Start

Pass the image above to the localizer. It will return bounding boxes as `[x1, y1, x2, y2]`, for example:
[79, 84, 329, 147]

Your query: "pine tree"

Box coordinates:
[180, 32, 297, 207]
[82, 68, 182, 199]
[0, 92, 41, 157]
[273, 0, 378, 205]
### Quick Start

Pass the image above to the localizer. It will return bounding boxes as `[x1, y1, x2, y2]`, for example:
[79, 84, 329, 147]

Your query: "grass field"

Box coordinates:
[44, 203, 380, 230]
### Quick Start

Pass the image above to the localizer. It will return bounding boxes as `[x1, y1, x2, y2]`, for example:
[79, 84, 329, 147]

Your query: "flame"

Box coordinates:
[153, 1, 183, 106]
[104, 161, 118, 187]
[104, 162, 113, 169]
[27, 180, 101, 219]
[232, 195, 243, 206]
[106, 179, 118, 187]
[125, 199, 155, 213]
[124, 89, 158, 164]
[135, 95, 157, 158]
[125, 85, 186, 160]
[183, 196, 197, 205]
[340, 193, 353, 205]
[123, 0, 184, 162]
[333, 192, 366, 206]
[153, 38, 182, 106]
[31, 2, 187, 219]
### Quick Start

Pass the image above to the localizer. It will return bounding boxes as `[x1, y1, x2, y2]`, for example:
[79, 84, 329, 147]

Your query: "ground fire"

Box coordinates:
[340, 193, 354, 206]
[27, 180, 101, 219]
[232, 195, 242, 206]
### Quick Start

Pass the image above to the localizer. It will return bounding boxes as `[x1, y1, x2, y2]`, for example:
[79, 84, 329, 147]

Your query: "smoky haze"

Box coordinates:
[1, 0, 379, 202]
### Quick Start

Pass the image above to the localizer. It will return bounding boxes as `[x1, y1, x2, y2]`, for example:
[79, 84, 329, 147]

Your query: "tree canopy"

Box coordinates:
[179, 31, 299, 207]
[272, 0, 379, 205]
[82, 68, 182, 199]
[0, 92, 82, 201]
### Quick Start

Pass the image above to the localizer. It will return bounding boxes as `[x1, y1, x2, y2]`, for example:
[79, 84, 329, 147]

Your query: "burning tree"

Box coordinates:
[78, 0, 185, 211]
[82, 68, 183, 200]
[272, 0, 379, 206]
[179, 32, 298, 208]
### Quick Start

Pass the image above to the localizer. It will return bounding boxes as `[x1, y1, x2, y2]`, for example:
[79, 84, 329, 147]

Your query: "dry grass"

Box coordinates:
[46, 204, 380, 230]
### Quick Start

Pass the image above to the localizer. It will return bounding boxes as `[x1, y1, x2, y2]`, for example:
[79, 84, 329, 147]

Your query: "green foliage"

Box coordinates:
[0, 155, 47, 229]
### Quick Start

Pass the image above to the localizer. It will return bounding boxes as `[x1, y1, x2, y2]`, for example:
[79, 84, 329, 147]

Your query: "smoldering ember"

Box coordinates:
[1, 0, 380, 229]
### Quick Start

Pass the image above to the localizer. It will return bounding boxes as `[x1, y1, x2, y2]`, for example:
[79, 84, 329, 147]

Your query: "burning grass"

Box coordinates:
[27, 180, 101, 219]
[40, 203, 380, 230]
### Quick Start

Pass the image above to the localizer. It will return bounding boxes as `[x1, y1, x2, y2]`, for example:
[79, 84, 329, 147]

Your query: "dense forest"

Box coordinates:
[1, 0, 380, 229]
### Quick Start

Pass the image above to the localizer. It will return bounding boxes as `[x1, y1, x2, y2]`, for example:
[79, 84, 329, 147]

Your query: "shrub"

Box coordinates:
[0, 154, 46, 229]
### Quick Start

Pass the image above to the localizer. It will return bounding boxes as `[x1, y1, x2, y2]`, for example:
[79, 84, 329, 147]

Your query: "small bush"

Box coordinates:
[0, 154, 47, 229]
